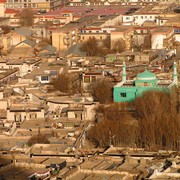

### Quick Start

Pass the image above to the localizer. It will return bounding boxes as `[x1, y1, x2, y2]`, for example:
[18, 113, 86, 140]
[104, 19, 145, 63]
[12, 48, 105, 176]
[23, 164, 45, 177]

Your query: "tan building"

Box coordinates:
[6, 0, 65, 10]
[7, 103, 45, 126]
[0, 57, 41, 77]
[0, 0, 6, 17]
[110, 26, 133, 51]
[0, 68, 19, 86]
[79, 27, 109, 45]
[0, 28, 3, 50]
[2, 33, 12, 53]
[52, 27, 80, 52]
[11, 27, 35, 46]
[52, 16, 98, 52]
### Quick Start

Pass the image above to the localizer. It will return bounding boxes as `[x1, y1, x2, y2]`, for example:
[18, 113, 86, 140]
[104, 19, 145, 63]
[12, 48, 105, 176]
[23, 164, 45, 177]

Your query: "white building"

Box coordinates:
[133, 13, 157, 26]
[151, 27, 174, 49]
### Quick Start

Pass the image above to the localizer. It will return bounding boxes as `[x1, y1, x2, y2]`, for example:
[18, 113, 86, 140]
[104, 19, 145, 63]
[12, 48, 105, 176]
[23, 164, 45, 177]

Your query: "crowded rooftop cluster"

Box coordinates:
[0, 0, 180, 179]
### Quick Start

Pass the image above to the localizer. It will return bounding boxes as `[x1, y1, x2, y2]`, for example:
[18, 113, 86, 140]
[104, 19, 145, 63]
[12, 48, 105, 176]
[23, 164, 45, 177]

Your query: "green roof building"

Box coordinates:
[113, 62, 178, 102]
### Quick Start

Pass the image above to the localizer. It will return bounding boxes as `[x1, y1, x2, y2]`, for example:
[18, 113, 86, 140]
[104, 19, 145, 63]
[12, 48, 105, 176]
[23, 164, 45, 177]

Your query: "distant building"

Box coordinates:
[11, 27, 35, 46]
[5, 0, 64, 10]
[151, 27, 174, 50]
[52, 16, 97, 52]
[110, 27, 133, 51]
[0, 0, 6, 17]
[113, 62, 178, 102]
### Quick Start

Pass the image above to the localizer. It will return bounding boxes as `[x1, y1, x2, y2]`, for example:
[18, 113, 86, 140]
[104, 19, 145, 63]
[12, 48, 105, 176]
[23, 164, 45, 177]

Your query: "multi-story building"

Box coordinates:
[52, 16, 98, 52]
[110, 26, 133, 51]
[6, 0, 65, 11]
[151, 27, 174, 49]
[79, 27, 116, 46]
[0, 0, 6, 17]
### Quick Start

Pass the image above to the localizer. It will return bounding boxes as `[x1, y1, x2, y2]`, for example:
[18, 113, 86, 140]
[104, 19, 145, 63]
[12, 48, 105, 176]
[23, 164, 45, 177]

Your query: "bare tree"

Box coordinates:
[111, 38, 125, 53]
[132, 34, 152, 52]
[28, 133, 50, 146]
[81, 37, 98, 56]
[133, 90, 180, 151]
[0, 25, 11, 34]
[80, 37, 110, 56]
[0, 45, 3, 57]
[20, 8, 34, 26]
[38, 38, 52, 47]
[143, 34, 151, 50]
[88, 90, 180, 150]
[89, 78, 114, 104]
[87, 103, 138, 148]
[51, 73, 82, 95]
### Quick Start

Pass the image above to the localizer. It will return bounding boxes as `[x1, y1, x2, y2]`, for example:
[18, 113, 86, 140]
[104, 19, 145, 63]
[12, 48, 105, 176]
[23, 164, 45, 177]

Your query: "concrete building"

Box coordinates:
[47, 96, 96, 121]
[7, 103, 45, 125]
[5, 0, 64, 10]
[52, 16, 97, 52]
[0, 68, 19, 86]
[0, 57, 41, 77]
[151, 27, 174, 49]
[110, 26, 133, 51]
[11, 27, 35, 46]
[0, 0, 6, 17]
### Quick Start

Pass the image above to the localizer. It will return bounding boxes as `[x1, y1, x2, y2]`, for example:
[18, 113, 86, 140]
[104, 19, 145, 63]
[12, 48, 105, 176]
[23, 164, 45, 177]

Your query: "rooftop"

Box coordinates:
[136, 70, 156, 80]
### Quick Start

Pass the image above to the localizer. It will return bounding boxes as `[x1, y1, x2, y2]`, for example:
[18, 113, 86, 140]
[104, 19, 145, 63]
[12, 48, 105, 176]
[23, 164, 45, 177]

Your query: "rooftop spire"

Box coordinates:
[173, 61, 178, 85]
[122, 61, 126, 82]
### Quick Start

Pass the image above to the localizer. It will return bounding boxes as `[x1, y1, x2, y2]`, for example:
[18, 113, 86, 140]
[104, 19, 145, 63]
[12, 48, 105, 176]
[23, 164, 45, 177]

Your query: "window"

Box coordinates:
[50, 70, 57, 76]
[100, 36, 102, 39]
[41, 76, 49, 81]
[120, 93, 126, 97]
[84, 76, 90, 83]
[144, 82, 148, 86]
[92, 76, 96, 82]
[141, 16, 143, 19]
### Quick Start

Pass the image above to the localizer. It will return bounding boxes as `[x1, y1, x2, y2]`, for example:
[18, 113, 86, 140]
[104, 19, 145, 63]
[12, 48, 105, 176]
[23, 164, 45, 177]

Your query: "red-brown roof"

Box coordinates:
[61, 10, 72, 14]
[0, 0, 6, 3]
[5, 9, 19, 14]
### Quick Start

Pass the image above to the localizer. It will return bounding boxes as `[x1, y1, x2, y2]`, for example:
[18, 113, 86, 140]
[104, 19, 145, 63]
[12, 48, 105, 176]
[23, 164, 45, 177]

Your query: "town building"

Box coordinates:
[110, 26, 133, 51]
[5, 0, 65, 11]
[52, 16, 98, 52]
[11, 27, 35, 46]
[151, 27, 174, 50]
[113, 62, 178, 102]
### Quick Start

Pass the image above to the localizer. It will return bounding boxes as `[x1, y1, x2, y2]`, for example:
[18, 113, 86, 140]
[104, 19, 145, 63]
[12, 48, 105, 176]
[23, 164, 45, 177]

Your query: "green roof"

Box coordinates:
[137, 70, 156, 80]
